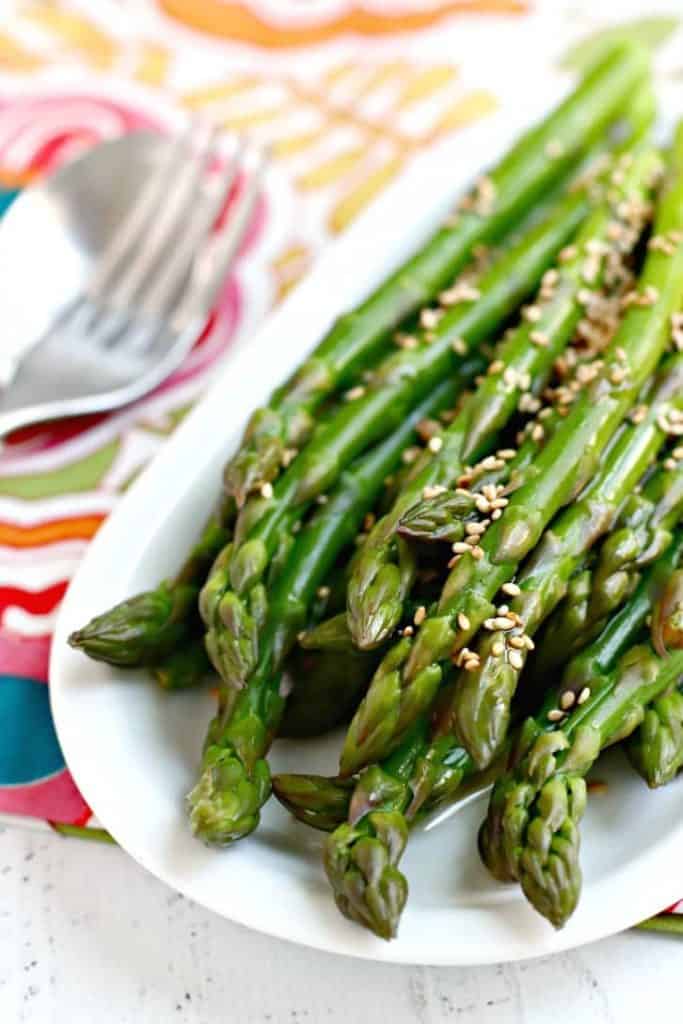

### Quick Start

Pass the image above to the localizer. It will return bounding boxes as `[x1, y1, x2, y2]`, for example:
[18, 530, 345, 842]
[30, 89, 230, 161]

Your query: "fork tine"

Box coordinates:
[106, 119, 217, 312]
[172, 146, 266, 330]
[136, 137, 245, 321]
[88, 121, 194, 302]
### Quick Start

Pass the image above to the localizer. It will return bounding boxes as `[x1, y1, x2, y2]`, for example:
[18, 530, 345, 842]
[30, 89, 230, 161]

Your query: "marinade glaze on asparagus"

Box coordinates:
[345, 145, 658, 652]
[205, 190, 592, 692]
[339, 133, 683, 778]
[223, 43, 649, 508]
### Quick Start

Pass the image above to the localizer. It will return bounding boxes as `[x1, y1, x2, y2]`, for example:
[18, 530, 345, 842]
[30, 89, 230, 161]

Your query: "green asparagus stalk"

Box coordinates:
[479, 549, 683, 927]
[339, 131, 683, 778]
[345, 145, 656, 651]
[68, 512, 231, 668]
[223, 43, 650, 507]
[207, 191, 593, 693]
[449, 356, 683, 769]
[627, 688, 683, 787]
[187, 380, 459, 846]
[627, 570, 683, 786]
[531, 454, 683, 675]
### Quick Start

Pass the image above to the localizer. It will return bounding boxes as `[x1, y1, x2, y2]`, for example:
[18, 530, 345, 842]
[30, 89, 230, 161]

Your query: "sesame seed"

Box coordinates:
[281, 448, 298, 467]
[396, 333, 419, 350]
[509, 635, 525, 649]
[497, 449, 516, 461]
[422, 484, 447, 500]
[464, 658, 480, 672]
[316, 493, 329, 505]
[559, 244, 578, 264]
[577, 687, 591, 705]
[402, 446, 420, 464]
[531, 423, 545, 443]
[503, 367, 519, 387]
[470, 545, 484, 560]
[523, 305, 542, 323]
[485, 616, 515, 630]
[345, 385, 366, 401]
[664, 457, 677, 471]
[402, 625, 414, 637]
[488, 359, 505, 375]
[491, 509, 502, 520]
[465, 521, 487, 536]
[457, 612, 471, 631]
[502, 582, 521, 597]
[610, 366, 626, 385]
[530, 329, 549, 348]
[498, 604, 510, 615]
[420, 308, 442, 330]
[630, 404, 648, 425]
[509, 650, 524, 670]
[414, 605, 427, 626]
[260, 482, 274, 499]
[475, 495, 491, 514]
[452, 541, 470, 554]
[452, 337, 468, 356]
[524, 636, 535, 651]
[316, 586, 330, 599]
[560, 690, 576, 710]
[428, 436, 444, 453]
[547, 709, 565, 722]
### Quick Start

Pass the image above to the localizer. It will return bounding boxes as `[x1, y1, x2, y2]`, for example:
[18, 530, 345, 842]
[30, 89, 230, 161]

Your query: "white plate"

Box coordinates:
[51, 100, 683, 965]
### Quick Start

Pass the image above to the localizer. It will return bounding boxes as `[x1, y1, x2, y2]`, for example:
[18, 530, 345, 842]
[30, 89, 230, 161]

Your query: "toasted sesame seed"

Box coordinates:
[523, 304, 542, 323]
[503, 367, 519, 387]
[664, 457, 677, 471]
[452, 337, 468, 356]
[420, 308, 442, 330]
[457, 612, 471, 631]
[630, 403, 648, 424]
[524, 636, 535, 651]
[395, 333, 419, 350]
[488, 359, 505, 375]
[492, 641, 504, 657]
[452, 541, 470, 554]
[423, 484, 447, 500]
[464, 658, 480, 672]
[577, 686, 591, 705]
[491, 509, 503, 520]
[497, 449, 516, 461]
[610, 366, 626, 384]
[317, 494, 329, 505]
[490, 497, 509, 510]
[260, 482, 274, 499]
[498, 604, 509, 615]
[486, 616, 515, 630]
[447, 555, 460, 568]
[345, 385, 366, 401]
[428, 436, 444, 453]
[414, 606, 427, 626]
[509, 635, 525, 649]
[465, 521, 487, 536]
[475, 495, 491, 514]
[470, 545, 484, 560]
[502, 581, 521, 597]
[530, 329, 549, 348]
[531, 423, 545, 443]
[509, 650, 524, 670]
[547, 709, 565, 722]
[559, 244, 578, 264]
[281, 448, 298, 467]
[316, 586, 330, 599]
[560, 690, 576, 710]
[402, 625, 414, 637]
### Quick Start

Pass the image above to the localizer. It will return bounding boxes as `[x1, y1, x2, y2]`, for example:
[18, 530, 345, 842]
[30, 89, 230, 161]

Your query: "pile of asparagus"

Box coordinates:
[70, 40, 683, 940]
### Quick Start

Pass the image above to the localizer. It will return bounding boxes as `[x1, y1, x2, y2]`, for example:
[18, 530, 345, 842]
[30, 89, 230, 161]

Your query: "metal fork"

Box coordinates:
[0, 122, 265, 439]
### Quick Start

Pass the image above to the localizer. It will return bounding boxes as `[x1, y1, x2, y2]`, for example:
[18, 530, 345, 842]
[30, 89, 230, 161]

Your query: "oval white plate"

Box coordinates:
[51, 97, 683, 965]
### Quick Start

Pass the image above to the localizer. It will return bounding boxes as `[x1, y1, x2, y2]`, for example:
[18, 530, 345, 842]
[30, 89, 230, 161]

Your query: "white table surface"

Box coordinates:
[1, 824, 680, 1024]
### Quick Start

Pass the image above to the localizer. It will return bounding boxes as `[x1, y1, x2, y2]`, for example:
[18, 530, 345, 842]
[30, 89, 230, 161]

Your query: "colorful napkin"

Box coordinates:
[1, 0, 682, 925]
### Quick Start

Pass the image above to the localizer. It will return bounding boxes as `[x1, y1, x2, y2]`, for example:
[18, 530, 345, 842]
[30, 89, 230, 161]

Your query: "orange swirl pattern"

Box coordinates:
[159, 0, 527, 46]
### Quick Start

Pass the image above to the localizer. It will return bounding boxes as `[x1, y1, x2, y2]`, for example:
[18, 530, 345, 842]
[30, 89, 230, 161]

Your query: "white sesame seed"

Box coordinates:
[457, 612, 471, 631]
[509, 650, 524, 670]
[502, 582, 521, 597]
[414, 606, 427, 626]
[316, 586, 330, 599]
[452, 337, 467, 356]
[260, 482, 274, 499]
[577, 687, 591, 705]
[422, 484, 447, 500]
[492, 641, 505, 657]
[547, 709, 565, 722]
[345, 385, 366, 401]
[452, 541, 470, 554]
[403, 625, 414, 637]
[560, 690, 576, 710]
[428, 436, 444, 453]
[471, 545, 484, 560]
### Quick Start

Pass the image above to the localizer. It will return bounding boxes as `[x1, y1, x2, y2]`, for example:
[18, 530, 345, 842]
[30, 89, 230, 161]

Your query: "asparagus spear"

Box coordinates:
[187, 380, 460, 845]
[627, 688, 683, 787]
[479, 552, 683, 927]
[345, 146, 656, 651]
[207, 192, 593, 692]
[223, 43, 650, 507]
[449, 356, 683, 769]
[68, 512, 231, 668]
[534, 453, 683, 674]
[627, 570, 683, 786]
[339, 132, 683, 777]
